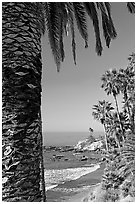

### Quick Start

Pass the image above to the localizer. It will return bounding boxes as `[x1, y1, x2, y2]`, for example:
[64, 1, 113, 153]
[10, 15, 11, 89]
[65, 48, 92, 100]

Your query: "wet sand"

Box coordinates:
[66, 183, 100, 202]
[46, 162, 105, 202]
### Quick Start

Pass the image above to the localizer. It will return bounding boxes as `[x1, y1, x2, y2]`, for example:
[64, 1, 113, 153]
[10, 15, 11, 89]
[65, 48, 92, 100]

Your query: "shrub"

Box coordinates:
[103, 188, 119, 202]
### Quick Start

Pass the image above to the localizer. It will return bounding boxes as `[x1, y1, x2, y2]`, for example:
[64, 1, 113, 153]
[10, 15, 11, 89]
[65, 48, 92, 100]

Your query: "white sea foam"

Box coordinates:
[45, 164, 100, 191]
[51, 185, 92, 193]
[45, 184, 58, 191]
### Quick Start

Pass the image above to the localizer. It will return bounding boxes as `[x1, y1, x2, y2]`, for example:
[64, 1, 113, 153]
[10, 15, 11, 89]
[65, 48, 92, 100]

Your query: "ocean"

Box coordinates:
[43, 131, 103, 146]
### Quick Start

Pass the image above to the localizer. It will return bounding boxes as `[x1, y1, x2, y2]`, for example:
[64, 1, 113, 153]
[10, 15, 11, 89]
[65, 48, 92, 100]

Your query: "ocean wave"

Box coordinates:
[51, 185, 92, 193]
[45, 163, 100, 191]
[45, 184, 58, 191]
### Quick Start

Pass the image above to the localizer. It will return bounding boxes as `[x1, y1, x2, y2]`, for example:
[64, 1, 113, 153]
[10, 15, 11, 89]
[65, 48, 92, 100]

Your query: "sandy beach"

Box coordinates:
[66, 188, 92, 202]
[46, 162, 105, 202]
[63, 163, 105, 202]
[65, 184, 98, 202]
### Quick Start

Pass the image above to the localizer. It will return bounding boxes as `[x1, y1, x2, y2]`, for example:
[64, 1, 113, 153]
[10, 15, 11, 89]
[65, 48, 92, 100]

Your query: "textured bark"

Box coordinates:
[39, 112, 46, 202]
[2, 2, 46, 201]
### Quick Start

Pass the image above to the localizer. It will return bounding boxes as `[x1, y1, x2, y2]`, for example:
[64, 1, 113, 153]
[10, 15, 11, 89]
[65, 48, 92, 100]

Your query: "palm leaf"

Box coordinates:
[97, 2, 111, 47]
[57, 3, 67, 62]
[73, 2, 88, 48]
[127, 2, 135, 14]
[105, 2, 117, 39]
[70, 17, 76, 65]
[117, 133, 135, 178]
[45, 2, 62, 72]
[59, 19, 65, 62]
[67, 3, 77, 65]
[84, 2, 103, 56]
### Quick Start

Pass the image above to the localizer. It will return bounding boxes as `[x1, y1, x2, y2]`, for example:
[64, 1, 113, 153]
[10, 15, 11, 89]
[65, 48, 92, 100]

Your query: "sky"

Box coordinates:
[41, 2, 135, 133]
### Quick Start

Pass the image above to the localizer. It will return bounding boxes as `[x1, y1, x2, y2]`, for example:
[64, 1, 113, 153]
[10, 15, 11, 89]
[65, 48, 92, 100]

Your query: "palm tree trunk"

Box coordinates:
[103, 124, 109, 152]
[124, 88, 131, 118]
[113, 95, 125, 142]
[131, 104, 135, 134]
[114, 133, 121, 153]
[124, 87, 133, 131]
[39, 111, 46, 201]
[2, 2, 45, 201]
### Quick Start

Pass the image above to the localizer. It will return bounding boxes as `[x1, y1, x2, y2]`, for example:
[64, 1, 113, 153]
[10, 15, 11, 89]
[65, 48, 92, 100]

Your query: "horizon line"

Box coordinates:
[42, 131, 104, 133]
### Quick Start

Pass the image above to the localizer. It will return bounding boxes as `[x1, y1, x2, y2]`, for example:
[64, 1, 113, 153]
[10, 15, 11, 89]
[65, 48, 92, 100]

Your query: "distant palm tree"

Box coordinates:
[101, 69, 125, 141]
[2, 2, 135, 201]
[92, 100, 114, 151]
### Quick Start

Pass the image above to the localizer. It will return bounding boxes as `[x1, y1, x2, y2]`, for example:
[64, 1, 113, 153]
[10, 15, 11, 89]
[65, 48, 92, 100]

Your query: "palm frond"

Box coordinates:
[59, 19, 65, 62]
[116, 133, 135, 178]
[92, 100, 114, 123]
[67, 3, 77, 65]
[127, 2, 135, 14]
[84, 2, 103, 56]
[70, 17, 76, 65]
[45, 2, 62, 72]
[73, 2, 88, 48]
[97, 3, 111, 48]
[57, 3, 67, 62]
[60, 3, 69, 36]
[104, 2, 117, 39]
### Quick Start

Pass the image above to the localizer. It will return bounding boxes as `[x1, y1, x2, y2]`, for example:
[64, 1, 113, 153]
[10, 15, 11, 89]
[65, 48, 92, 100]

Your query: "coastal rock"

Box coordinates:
[80, 156, 88, 161]
[74, 136, 103, 151]
[43, 145, 74, 152]
[53, 155, 64, 159]
[83, 141, 103, 151]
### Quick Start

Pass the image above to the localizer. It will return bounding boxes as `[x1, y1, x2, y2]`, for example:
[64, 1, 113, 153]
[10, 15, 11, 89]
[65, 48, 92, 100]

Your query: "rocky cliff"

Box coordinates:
[74, 135, 103, 151]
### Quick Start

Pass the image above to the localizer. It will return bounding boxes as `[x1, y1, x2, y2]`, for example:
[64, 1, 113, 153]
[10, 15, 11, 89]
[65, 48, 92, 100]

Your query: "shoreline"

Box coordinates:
[63, 163, 105, 202]
[46, 162, 105, 202]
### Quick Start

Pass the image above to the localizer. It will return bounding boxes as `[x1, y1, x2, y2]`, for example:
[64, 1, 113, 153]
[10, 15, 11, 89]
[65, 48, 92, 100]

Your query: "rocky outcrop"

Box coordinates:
[74, 136, 103, 151]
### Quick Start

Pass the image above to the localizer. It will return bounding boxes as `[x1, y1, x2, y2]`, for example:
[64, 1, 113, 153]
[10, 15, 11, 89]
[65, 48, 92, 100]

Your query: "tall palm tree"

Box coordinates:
[101, 69, 125, 142]
[118, 68, 131, 117]
[118, 53, 135, 133]
[92, 100, 114, 151]
[2, 2, 135, 202]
